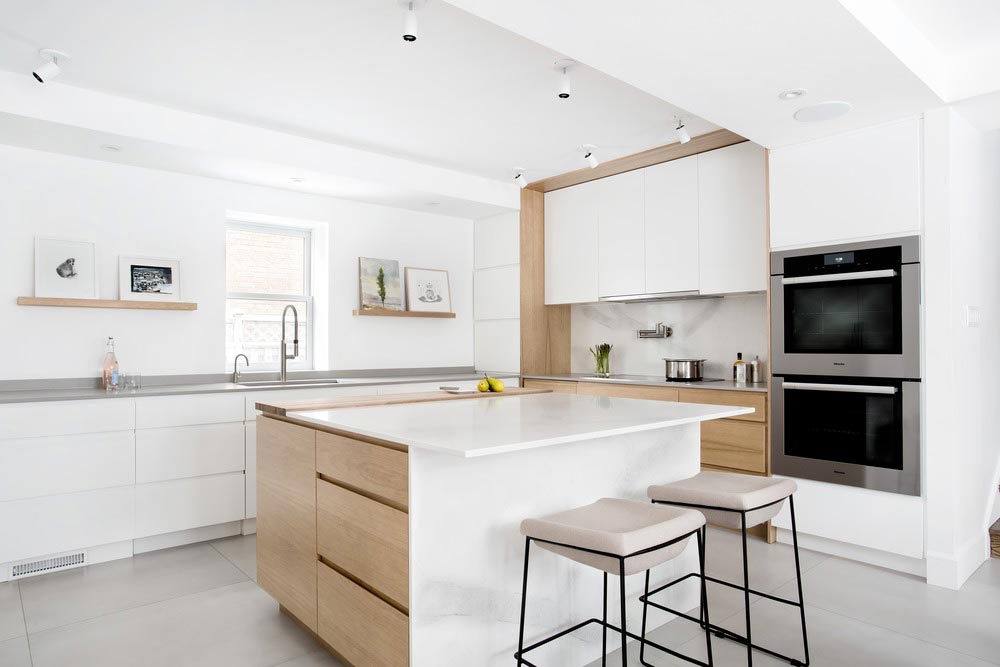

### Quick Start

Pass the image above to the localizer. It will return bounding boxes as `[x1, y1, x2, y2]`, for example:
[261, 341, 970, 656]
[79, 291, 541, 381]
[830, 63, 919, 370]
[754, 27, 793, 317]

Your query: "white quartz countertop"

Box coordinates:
[286, 392, 753, 458]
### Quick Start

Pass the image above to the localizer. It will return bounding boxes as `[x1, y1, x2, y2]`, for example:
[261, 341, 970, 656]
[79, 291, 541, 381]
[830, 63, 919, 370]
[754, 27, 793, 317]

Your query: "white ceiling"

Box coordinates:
[0, 0, 716, 184]
[892, 0, 1000, 59]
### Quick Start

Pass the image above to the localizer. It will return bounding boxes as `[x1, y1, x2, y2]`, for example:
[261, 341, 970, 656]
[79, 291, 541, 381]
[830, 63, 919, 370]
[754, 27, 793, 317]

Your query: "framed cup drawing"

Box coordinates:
[34, 237, 99, 299]
[404, 267, 452, 313]
[119, 256, 181, 301]
[358, 257, 403, 311]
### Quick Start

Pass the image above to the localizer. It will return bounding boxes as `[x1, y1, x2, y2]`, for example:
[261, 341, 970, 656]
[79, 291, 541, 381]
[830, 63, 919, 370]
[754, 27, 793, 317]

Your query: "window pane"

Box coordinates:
[226, 299, 309, 367]
[226, 228, 306, 296]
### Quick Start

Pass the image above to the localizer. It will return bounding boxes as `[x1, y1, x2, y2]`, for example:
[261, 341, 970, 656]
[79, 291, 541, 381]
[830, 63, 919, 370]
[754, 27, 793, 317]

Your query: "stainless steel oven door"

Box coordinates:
[770, 263, 920, 378]
[771, 377, 920, 496]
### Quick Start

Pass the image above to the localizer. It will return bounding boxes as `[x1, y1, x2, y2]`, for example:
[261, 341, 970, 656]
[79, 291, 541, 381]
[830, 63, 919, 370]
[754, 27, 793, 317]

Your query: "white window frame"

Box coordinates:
[225, 221, 314, 371]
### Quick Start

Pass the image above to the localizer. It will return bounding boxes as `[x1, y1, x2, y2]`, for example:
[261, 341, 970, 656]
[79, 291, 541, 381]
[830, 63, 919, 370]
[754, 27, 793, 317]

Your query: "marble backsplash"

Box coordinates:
[571, 294, 769, 379]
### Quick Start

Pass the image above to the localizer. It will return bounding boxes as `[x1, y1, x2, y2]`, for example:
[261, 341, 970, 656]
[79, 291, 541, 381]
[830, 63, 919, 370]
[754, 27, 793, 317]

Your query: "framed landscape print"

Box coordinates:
[358, 257, 403, 311]
[34, 237, 99, 299]
[118, 256, 181, 301]
[405, 267, 452, 313]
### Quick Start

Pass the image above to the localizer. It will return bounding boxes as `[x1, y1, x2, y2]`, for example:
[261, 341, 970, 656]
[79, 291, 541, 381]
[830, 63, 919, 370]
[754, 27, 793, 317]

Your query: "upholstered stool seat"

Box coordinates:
[648, 471, 798, 530]
[521, 497, 705, 575]
[515, 497, 714, 666]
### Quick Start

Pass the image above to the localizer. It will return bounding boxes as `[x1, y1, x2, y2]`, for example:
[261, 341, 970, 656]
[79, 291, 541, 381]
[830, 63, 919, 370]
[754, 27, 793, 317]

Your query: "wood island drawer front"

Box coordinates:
[577, 383, 679, 401]
[316, 432, 408, 508]
[676, 389, 766, 422]
[522, 379, 578, 394]
[317, 480, 408, 609]
[701, 420, 766, 473]
[318, 561, 409, 667]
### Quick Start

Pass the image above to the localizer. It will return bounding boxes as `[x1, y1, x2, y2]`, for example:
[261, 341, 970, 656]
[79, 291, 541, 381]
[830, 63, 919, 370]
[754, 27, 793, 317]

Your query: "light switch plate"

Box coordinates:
[965, 305, 981, 328]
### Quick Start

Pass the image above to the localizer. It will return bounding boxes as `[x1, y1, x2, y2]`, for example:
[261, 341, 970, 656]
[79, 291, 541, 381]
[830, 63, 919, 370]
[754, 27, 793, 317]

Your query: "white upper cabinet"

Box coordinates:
[544, 180, 599, 304]
[598, 170, 645, 297]
[697, 142, 767, 294]
[644, 157, 700, 294]
[769, 117, 921, 250]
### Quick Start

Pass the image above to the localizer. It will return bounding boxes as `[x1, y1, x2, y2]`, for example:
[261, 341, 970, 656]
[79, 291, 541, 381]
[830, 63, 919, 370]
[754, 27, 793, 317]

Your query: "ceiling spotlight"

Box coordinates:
[513, 169, 528, 189]
[32, 48, 70, 83]
[778, 88, 808, 101]
[554, 59, 575, 99]
[400, 0, 425, 42]
[674, 118, 691, 144]
[582, 145, 599, 169]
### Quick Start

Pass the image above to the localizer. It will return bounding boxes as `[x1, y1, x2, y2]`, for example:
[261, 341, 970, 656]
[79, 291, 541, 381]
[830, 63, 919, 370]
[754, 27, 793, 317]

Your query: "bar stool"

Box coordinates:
[515, 497, 714, 666]
[644, 472, 809, 666]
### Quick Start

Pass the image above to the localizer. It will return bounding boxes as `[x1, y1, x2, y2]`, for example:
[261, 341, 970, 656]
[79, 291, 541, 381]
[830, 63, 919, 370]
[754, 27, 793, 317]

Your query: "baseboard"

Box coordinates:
[242, 518, 256, 535]
[133, 521, 242, 554]
[775, 528, 926, 577]
[0, 539, 133, 583]
[926, 532, 989, 590]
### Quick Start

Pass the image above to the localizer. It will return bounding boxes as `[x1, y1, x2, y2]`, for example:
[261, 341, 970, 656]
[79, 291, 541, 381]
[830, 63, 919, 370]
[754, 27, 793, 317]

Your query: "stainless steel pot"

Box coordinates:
[663, 358, 706, 381]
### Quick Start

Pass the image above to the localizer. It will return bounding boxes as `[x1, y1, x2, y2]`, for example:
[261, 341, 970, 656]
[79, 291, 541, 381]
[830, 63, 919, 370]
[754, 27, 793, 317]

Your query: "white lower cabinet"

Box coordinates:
[136, 423, 245, 483]
[0, 485, 135, 563]
[134, 473, 245, 539]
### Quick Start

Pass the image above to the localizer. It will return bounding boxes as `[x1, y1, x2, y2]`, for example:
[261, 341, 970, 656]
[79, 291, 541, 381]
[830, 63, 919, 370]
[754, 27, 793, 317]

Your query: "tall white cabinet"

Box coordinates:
[544, 141, 766, 304]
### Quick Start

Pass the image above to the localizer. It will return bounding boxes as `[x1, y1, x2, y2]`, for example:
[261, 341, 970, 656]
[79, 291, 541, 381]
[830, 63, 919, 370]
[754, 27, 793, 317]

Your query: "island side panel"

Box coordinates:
[408, 423, 702, 667]
[256, 416, 318, 631]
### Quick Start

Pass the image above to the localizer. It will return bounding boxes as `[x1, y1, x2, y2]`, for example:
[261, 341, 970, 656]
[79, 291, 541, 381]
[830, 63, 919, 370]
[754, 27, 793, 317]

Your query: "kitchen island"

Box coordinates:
[255, 389, 752, 666]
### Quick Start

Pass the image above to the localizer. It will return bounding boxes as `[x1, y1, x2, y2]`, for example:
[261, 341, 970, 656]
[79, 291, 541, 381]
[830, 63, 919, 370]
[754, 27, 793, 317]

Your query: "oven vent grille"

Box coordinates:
[11, 551, 86, 579]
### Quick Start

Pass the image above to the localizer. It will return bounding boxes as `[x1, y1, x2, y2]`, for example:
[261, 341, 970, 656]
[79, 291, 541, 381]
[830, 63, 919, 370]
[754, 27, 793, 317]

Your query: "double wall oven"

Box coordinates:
[770, 237, 921, 495]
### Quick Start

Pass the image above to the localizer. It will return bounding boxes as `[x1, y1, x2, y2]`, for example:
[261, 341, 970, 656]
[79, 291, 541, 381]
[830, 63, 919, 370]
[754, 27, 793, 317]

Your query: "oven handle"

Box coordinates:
[782, 381, 898, 395]
[781, 269, 897, 285]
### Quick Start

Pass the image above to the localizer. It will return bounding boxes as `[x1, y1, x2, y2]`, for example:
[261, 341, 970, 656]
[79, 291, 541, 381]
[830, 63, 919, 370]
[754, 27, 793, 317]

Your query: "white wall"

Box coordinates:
[570, 295, 768, 379]
[0, 144, 475, 380]
[473, 211, 520, 373]
[922, 109, 1000, 588]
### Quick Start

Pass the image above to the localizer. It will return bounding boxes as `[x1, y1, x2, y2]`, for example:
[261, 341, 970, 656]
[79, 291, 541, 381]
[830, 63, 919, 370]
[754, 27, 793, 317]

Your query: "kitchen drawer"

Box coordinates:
[0, 399, 134, 440]
[0, 485, 134, 563]
[316, 432, 408, 508]
[577, 382, 679, 402]
[134, 472, 245, 538]
[0, 431, 134, 502]
[521, 379, 577, 394]
[700, 420, 766, 474]
[135, 393, 244, 429]
[676, 388, 766, 422]
[318, 560, 409, 667]
[318, 480, 408, 609]
[136, 423, 245, 483]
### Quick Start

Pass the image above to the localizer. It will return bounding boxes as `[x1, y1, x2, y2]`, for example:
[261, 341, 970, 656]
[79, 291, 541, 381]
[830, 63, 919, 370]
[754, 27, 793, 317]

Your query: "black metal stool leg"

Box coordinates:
[789, 496, 810, 666]
[700, 526, 709, 630]
[640, 569, 650, 665]
[516, 538, 531, 666]
[741, 512, 753, 666]
[603, 571, 609, 667]
[619, 558, 628, 666]
[697, 529, 714, 666]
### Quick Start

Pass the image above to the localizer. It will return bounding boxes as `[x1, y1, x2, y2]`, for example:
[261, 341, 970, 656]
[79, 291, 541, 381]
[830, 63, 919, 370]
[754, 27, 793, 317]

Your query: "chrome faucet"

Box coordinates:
[232, 354, 249, 383]
[280, 304, 299, 382]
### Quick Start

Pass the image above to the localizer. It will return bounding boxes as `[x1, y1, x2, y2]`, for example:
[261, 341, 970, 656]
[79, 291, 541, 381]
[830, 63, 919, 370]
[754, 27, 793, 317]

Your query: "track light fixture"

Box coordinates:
[674, 117, 691, 144]
[554, 59, 575, 99]
[33, 49, 70, 83]
[399, 0, 425, 42]
[513, 169, 528, 189]
[582, 145, 599, 169]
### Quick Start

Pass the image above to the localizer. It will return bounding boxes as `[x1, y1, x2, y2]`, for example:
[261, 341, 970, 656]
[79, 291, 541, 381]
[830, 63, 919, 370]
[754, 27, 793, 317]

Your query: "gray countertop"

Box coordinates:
[0, 372, 520, 405]
[522, 373, 769, 393]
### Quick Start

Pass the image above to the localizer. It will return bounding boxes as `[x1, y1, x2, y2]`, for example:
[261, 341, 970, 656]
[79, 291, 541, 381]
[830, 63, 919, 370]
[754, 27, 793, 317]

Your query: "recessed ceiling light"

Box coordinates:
[778, 88, 808, 101]
[793, 101, 852, 122]
[100, 144, 121, 152]
[289, 177, 305, 183]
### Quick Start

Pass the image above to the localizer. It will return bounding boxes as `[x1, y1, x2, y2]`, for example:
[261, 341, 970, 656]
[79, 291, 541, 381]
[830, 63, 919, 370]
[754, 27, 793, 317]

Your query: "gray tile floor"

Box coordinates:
[0, 530, 996, 666]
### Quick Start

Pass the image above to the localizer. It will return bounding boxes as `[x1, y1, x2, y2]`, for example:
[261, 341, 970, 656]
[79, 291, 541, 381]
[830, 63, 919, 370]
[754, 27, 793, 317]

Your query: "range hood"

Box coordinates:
[598, 291, 723, 304]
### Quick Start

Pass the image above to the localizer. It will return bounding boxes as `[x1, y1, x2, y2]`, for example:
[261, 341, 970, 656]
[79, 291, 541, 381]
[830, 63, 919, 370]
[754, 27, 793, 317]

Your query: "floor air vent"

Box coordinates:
[11, 551, 86, 579]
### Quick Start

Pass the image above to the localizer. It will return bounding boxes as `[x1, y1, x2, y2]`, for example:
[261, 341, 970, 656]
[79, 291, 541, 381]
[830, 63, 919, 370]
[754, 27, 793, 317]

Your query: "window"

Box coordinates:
[226, 222, 312, 370]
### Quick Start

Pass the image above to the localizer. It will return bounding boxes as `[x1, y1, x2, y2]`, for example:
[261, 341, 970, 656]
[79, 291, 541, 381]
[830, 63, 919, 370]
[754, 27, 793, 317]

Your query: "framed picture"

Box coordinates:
[34, 237, 99, 299]
[118, 256, 181, 302]
[405, 267, 452, 313]
[358, 257, 403, 311]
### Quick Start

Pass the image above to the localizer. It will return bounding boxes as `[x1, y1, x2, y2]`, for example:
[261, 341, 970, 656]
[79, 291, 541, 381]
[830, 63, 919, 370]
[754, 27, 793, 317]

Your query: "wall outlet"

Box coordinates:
[965, 305, 981, 328]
